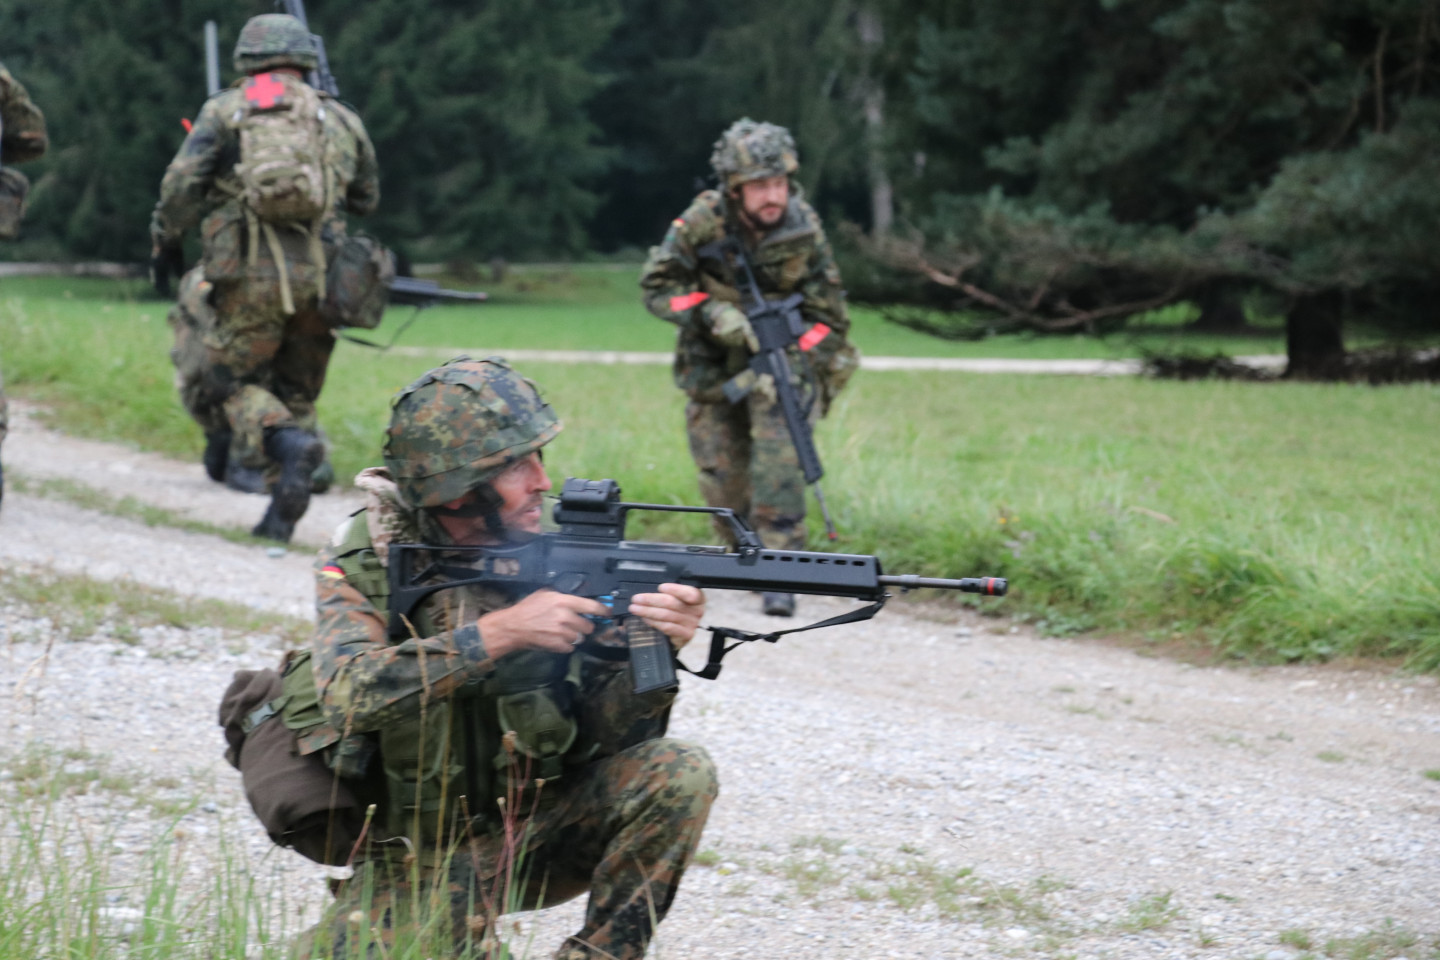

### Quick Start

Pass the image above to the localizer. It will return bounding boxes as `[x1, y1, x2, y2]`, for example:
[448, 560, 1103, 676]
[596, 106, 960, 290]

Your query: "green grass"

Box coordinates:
[359, 266, 1293, 358]
[4, 273, 1440, 668]
[0, 747, 297, 960]
[1119, 891, 1180, 933]
[2, 565, 310, 648]
[0, 744, 591, 959]
[10, 471, 303, 551]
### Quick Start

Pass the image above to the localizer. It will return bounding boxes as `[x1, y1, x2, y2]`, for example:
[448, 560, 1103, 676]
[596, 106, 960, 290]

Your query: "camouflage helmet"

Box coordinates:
[710, 118, 799, 190]
[383, 356, 563, 509]
[232, 14, 318, 75]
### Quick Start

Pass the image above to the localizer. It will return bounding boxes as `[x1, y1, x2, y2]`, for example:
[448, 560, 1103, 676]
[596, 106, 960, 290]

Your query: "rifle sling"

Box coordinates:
[681, 597, 889, 681]
[574, 598, 887, 678]
[335, 304, 425, 351]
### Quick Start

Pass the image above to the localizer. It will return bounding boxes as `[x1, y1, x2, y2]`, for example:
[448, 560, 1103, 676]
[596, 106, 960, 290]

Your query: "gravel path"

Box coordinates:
[0, 405, 1436, 959]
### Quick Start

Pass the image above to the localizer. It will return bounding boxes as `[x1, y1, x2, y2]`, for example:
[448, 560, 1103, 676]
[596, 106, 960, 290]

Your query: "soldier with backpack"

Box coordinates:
[151, 12, 379, 542]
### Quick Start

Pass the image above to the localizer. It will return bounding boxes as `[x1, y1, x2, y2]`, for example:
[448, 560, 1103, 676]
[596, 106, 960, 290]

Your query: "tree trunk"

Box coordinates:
[857, 7, 893, 237]
[1189, 282, 1248, 333]
[1284, 292, 1346, 379]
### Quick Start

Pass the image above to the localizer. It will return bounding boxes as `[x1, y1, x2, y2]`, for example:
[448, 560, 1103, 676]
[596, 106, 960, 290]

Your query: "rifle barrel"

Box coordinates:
[878, 575, 1008, 596]
[387, 276, 488, 303]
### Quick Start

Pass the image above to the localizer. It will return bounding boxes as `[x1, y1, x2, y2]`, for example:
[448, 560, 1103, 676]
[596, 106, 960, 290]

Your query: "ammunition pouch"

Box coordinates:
[218, 654, 369, 866]
[492, 651, 582, 785]
[322, 233, 394, 330]
[0, 167, 30, 240]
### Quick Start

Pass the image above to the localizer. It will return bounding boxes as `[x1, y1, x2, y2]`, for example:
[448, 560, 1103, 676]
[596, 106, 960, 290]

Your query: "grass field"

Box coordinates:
[369, 265, 1293, 358]
[3, 270, 1438, 668]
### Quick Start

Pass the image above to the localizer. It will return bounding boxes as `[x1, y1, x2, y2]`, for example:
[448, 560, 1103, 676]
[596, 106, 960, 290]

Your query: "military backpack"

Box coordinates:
[234, 72, 329, 223]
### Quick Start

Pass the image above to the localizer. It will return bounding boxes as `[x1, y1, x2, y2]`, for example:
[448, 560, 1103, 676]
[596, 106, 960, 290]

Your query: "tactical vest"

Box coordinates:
[278, 512, 602, 847]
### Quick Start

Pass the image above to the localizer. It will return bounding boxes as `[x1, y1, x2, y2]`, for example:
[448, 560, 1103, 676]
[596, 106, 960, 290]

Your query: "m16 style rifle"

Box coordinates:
[388, 478, 1007, 695]
[699, 236, 839, 540]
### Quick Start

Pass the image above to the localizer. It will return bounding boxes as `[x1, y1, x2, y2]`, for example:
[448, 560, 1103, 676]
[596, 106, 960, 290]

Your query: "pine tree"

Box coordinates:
[862, 0, 1440, 374]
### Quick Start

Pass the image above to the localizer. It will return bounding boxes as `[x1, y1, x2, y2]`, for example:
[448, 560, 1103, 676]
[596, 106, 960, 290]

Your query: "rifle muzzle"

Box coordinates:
[878, 575, 1007, 596]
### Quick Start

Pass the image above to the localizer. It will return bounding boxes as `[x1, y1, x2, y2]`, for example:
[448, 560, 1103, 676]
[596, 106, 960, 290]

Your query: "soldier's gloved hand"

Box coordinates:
[149, 241, 184, 299]
[752, 372, 777, 404]
[710, 304, 759, 353]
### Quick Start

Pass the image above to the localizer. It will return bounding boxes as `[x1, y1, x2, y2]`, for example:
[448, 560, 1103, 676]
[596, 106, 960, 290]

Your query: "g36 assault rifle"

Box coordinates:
[388, 478, 1007, 695]
[699, 236, 839, 539]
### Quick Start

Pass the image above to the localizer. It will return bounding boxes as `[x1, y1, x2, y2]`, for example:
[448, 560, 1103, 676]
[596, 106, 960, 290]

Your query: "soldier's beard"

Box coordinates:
[741, 202, 786, 231]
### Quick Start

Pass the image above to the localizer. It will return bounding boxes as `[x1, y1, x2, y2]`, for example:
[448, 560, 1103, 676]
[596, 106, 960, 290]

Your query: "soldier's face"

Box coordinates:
[739, 175, 789, 228]
[436, 452, 552, 544]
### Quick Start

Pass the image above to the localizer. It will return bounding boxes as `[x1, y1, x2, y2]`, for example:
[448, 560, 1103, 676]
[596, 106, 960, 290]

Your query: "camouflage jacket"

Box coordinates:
[640, 188, 857, 405]
[151, 74, 378, 277]
[307, 469, 675, 840]
[0, 63, 47, 164]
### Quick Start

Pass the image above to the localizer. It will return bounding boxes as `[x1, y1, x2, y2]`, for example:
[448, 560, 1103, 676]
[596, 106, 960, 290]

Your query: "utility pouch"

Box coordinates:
[379, 700, 465, 844]
[0, 167, 30, 240]
[494, 690, 578, 782]
[322, 233, 394, 329]
[491, 651, 580, 787]
[218, 664, 364, 866]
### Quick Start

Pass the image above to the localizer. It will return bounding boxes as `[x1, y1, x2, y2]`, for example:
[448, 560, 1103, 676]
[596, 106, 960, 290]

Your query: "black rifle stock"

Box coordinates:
[387, 478, 1007, 695]
[701, 237, 838, 539]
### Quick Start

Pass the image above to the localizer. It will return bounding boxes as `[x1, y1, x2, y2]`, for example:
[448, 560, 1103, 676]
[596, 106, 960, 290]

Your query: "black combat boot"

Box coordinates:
[202, 431, 231, 483]
[310, 458, 334, 494]
[762, 592, 796, 617]
[251, 427, 323, 543]
[224, 462, 269, 495]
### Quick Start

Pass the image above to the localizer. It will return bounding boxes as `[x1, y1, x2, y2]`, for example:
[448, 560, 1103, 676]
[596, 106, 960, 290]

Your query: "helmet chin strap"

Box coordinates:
[428, 482, 505, 534]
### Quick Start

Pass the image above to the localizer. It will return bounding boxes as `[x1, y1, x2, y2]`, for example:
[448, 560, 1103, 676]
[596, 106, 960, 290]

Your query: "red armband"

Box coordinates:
[669, 291, 710, 313]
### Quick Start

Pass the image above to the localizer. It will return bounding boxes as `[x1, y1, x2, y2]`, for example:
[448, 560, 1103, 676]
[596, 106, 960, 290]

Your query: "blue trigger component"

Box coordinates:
[584, 594, 616, 628]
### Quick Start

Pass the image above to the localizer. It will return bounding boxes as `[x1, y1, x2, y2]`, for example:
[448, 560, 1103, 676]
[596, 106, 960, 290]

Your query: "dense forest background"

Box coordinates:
[3, 0, 1439, 368]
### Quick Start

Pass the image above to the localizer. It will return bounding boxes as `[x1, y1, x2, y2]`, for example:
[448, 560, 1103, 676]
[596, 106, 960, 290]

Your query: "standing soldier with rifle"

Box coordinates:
[151, 12, 380, 541]
[640, 119, 859, 616]
[0, 61, 47, 512]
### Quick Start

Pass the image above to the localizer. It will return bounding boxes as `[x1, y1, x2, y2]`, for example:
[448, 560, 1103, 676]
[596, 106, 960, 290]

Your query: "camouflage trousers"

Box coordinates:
[308, 738, 717, 960]
[168, 266, 333, 473]
[686, 394, 810, 550]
